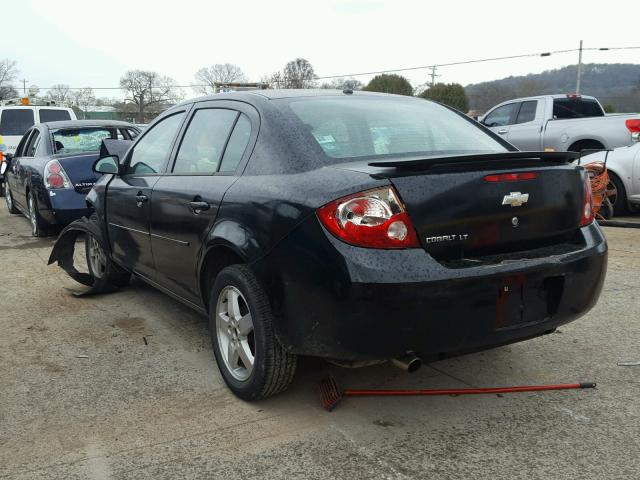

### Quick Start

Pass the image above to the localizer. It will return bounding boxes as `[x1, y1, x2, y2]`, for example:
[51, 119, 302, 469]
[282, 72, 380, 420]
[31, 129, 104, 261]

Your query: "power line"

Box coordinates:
[30, 45, 640, 91]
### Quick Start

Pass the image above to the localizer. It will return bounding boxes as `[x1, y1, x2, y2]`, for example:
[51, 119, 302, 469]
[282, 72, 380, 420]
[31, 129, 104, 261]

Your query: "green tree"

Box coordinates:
[419, 83, 469, 112]
[603, 104, 616, 113]
[364, 74, 413, 96]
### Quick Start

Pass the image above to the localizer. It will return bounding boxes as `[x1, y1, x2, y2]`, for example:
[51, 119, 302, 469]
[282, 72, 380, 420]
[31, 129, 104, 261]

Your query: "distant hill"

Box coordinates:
[465, 63, 640, 113]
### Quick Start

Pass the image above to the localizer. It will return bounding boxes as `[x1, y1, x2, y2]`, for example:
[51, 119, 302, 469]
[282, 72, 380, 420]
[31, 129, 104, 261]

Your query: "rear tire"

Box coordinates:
[28, 190, 51, 237]
[607, 172, 628, 216]
[209, 264, 297, 400]
[5, 184, 19, 214]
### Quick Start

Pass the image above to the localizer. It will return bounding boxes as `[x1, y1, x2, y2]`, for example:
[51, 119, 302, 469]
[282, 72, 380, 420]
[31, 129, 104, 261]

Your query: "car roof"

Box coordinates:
[39, 119, 138, 129]
[177, 89, 397, 107]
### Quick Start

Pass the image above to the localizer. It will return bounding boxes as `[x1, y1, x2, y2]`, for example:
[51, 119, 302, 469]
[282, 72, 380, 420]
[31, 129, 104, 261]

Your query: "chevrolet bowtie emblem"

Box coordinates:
[502, 192, 529, 207]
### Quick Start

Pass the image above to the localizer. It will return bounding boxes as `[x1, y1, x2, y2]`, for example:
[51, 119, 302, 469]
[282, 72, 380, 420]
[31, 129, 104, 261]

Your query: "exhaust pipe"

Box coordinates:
[391, 352, 422, 373]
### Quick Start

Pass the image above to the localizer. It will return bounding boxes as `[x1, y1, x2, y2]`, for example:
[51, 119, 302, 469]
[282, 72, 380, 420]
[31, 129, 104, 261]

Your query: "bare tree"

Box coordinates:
[46, 84, 71, 105]
[69, 87, 95, 119]
[283, 58, 316, 88]
[193, 64, 247, 94]
[264, 58, 317, 89]
[0, 58, 18, 100]
[320, 77, 363, 90]
[120, 70, 183, 123]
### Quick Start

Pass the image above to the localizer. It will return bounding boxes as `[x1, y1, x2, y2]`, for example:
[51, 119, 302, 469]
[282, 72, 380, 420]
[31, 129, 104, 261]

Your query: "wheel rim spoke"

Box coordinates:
[238, 339, 254, 368]
[238, 314, 252, 336]
[216, 285, 255, 382]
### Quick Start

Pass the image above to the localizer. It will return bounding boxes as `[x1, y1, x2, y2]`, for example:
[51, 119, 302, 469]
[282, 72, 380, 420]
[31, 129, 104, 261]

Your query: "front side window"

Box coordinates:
[39, 109, 71, 123]
[126, 112, 186, 175]
[483, 103, 517, 128]
[173, 109, 237, 174]
[285, 97, 507, 160]
[0, 109, 35, 136]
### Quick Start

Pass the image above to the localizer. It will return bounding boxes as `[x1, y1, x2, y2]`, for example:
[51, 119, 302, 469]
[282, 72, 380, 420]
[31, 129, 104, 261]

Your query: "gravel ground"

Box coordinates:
[0, 206, 638, 480]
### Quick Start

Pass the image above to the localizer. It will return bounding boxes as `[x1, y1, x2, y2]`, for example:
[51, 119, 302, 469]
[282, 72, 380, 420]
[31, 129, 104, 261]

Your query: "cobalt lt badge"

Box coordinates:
[502, 192, 529, 207]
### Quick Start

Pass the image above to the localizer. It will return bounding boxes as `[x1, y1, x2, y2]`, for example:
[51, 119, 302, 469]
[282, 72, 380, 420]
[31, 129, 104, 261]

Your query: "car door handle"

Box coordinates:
[135, 194, 148, 207]
[189, 201, 210, 214]
[498, 129, 508, 134]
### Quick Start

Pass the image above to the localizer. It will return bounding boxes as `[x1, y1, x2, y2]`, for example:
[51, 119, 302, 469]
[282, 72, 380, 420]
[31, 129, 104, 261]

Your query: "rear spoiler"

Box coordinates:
[368, 151, 580, 170]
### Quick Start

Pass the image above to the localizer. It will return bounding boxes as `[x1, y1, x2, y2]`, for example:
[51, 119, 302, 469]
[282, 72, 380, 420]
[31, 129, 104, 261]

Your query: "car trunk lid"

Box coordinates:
[333, 151, 585, 261]
[56, 153, 101, 194]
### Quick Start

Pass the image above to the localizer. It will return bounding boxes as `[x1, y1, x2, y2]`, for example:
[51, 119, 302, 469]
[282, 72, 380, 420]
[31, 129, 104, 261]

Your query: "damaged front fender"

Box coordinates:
[48, 216, 130, 296]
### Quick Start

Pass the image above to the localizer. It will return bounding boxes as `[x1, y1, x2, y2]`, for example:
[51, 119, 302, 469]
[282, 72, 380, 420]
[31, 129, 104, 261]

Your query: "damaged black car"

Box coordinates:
[49, 90, 608, 400]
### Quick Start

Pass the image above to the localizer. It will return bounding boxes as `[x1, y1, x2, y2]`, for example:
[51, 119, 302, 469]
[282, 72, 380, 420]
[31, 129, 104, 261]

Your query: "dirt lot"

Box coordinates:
[1, 206, 639, 480]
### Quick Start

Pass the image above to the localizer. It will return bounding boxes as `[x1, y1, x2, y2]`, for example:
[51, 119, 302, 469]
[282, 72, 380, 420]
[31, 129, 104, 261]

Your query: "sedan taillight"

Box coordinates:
[579, 171, 594, 226]
[44, 160, 72, 189]
[317, 186, 420, 248]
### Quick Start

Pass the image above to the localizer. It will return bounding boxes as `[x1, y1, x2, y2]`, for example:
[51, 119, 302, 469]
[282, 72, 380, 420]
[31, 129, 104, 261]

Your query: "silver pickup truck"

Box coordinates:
[479, 94, 640, 152]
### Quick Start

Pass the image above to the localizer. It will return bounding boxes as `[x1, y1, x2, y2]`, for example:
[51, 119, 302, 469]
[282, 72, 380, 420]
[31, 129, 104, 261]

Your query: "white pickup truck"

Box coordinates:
[479, 94, 640, 152]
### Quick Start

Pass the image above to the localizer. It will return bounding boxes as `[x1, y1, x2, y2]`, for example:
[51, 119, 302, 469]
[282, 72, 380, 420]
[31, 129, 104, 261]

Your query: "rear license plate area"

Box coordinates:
[495, 275, 563, 330]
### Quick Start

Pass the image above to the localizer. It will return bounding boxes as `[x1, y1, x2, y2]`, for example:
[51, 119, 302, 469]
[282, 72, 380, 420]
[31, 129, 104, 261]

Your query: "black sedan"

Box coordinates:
[4, 120, 139, 236]
[49, 90, 607, 400]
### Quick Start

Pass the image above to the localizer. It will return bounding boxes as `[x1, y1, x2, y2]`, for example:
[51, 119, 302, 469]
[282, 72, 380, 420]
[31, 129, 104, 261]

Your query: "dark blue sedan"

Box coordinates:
[4, 120, 139, 236]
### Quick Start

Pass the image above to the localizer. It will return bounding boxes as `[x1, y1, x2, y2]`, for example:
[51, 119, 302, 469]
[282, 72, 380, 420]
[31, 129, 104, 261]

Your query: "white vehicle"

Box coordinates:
[0, 102, 77, 155]
[480, 94, 640, 152]
[581, 145, 640, 215]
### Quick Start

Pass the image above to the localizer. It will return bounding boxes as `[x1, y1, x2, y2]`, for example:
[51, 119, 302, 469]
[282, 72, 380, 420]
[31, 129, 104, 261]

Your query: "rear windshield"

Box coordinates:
[0, 109, 35, 136]
[39, 109, 72, 123]
[553, 98, 604, 119]
[284, 97, 507, 160]
[52, 127, 120, 154]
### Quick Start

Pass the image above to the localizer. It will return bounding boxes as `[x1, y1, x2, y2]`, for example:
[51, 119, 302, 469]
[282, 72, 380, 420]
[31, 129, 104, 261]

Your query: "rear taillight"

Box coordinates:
[626, 119, 640, 142]
[44, 160, 71, 189]
[317, 186, 420, 249]
[484, 172, 538, 182]
[580, 171, 594, 226]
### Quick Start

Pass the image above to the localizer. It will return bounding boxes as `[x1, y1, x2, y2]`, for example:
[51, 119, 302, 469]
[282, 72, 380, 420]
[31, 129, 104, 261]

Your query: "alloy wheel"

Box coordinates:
[215, 286, 255, 381]
[5, 188, 12, 211]
[87, 235, 107, 279]
[28, 194, 38, 235]
[606, 180, 618, 208]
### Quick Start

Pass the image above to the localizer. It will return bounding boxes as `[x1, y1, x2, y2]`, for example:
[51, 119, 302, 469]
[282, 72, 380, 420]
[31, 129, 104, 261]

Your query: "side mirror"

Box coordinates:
[93, 155, 120, 175]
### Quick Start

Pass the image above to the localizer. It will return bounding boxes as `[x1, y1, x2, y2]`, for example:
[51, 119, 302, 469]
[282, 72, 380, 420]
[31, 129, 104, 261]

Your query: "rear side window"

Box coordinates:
[126, 112, 185, 175]
[219, 114, 251, 172]
[173, 109, 237, 174]
[25, 130, 41, 156]
[516, 101, 537, 124]
[553, 99, 604, 119]
[39, 109, 71, 123]
[0, 109, 35, 136]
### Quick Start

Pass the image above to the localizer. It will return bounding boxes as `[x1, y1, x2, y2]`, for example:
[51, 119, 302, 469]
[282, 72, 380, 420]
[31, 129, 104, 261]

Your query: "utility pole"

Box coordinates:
[21, 79, 27, 96]
[428, 66, 440, 88]
[576, 40, 583, 94]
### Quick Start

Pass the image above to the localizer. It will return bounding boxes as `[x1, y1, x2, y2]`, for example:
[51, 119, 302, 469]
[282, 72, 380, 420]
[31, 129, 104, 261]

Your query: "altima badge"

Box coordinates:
[502, 192, 529, 207]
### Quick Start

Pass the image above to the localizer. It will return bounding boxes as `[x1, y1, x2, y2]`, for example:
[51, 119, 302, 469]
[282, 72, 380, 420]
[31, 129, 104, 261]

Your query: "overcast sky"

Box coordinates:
[5, 0, 640, 99]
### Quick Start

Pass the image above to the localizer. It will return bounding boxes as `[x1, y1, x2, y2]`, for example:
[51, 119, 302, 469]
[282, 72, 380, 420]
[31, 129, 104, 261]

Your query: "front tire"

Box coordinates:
[209, 265, 297, 400]
[5, 184, 18, 214]
[84, 214, 131, 289]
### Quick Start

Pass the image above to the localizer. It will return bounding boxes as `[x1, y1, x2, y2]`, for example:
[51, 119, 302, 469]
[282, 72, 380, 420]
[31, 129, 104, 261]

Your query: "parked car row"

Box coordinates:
[29, 90, 606, 401]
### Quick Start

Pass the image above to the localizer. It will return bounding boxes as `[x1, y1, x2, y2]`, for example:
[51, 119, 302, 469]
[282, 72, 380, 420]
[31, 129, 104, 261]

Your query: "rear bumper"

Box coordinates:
[38, 188, 92, 225]
[253, 219, 607, 361]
